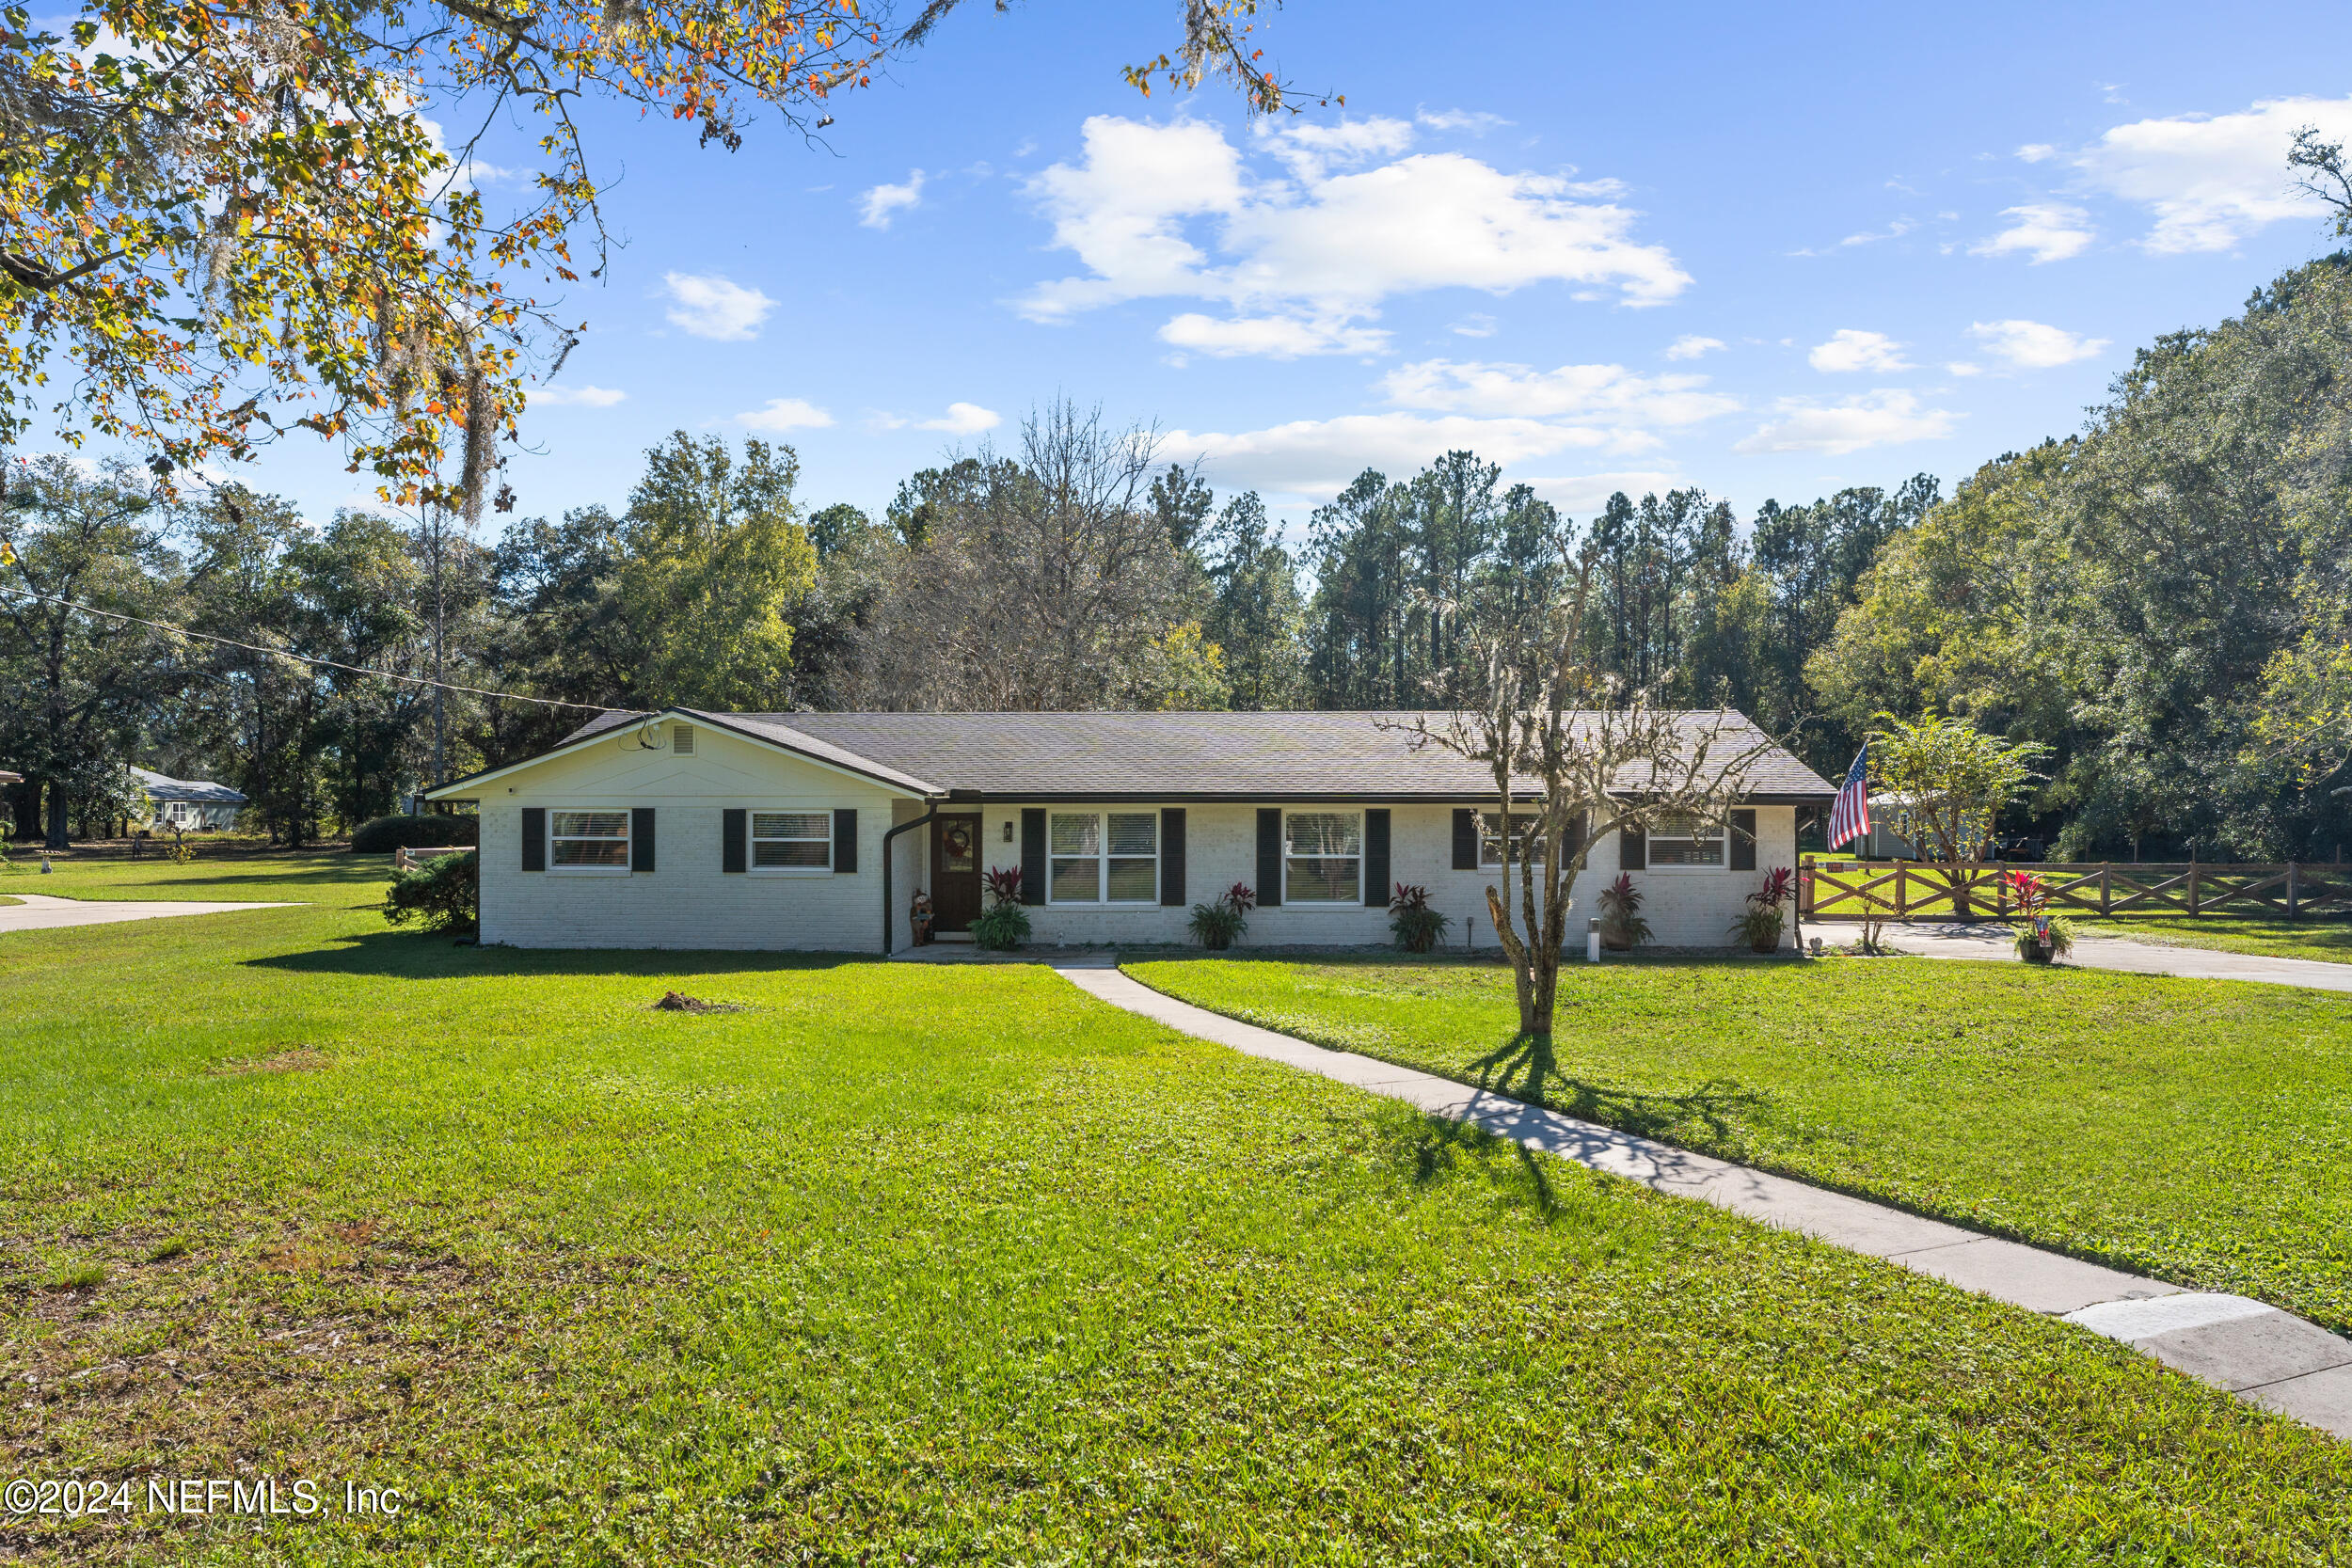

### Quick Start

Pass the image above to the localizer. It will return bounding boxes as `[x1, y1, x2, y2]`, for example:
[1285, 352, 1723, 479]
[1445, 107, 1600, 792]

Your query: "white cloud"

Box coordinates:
[1378, 357, 1737, 434]
[859, 169, 927, 230]
[1733, 390, 1958, 455]
[1163, 413, 1617, 499]
[2074, 94, 2352, 253]
[1665, 334, 1724, 361]
[735, 398, 834, 433]
[1946, 361, 1983, 377]
[1019, 115, 1691, 357]
[531, 384, 626, 407]
[2016, 143, 2058, 164]
[1968, 318, 2109, 369]
[1450, 312, 1498, 338]
[1159, 313, 1389, 358]
[1808, 328, 1911, 373]
[916, 402, 1001, 435]
[661, 273, 775, 341]
[1417, 107, 1511, 134]
[1517, 471, 1683, 513]
[1968, 203, 2095, 263]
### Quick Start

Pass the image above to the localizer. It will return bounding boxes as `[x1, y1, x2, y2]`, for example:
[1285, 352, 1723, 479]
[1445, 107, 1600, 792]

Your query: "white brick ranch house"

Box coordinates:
[425, 708, 1836, 955]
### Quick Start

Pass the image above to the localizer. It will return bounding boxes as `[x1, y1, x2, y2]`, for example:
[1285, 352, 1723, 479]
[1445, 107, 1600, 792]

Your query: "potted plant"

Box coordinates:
[1388, 882, 1453, 954]
[1187, 881, 1256, 951]
[971, 866, 1032, 951]
[2005, 869, 2074, 963]
[1730, 866, 1794, 953]
[1596, 872, 1652, 952]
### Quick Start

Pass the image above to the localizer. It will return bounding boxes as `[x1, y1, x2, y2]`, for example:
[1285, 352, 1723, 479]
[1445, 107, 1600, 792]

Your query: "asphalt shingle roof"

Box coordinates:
[560, 708, 1836, 803]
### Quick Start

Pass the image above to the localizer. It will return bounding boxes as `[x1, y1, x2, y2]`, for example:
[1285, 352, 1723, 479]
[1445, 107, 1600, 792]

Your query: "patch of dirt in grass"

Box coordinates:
[649, 990, 747, 1014]
[209, 1047, 331, 1074]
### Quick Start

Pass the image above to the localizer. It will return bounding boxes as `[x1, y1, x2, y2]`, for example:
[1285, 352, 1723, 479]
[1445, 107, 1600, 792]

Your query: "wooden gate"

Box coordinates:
[1799, 861, 2352, 920]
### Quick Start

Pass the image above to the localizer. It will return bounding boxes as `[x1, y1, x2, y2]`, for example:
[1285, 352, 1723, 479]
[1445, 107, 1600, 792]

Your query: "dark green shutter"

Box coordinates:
[1619, 817, 1645, 871]
[521, 806, 546, 872]
[1363, 809, 1391, 906]
[834, 808, 858, 874]
[1570, 810, 1589, 869]
[1256, 808, 1282, 906]
[1729, 809, 1756, 871]
[1020, 809, 1046, 905]
[722, 809, 746, 873]
[631, 807, 656, 873]
[1160, 808, 1186, 906]
[1452, 808, 1477, 870]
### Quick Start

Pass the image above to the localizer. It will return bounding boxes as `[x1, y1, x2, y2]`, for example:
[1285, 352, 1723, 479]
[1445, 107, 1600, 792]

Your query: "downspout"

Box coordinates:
[882, 804, 940, 957]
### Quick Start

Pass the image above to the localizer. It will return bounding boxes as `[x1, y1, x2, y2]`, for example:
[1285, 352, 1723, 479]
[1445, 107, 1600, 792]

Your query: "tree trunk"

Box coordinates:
[44, 781, 69, 850]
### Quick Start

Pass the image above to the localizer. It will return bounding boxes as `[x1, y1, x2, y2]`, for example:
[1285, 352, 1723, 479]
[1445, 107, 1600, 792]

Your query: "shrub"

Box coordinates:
[1188, 881, 1256, 951]
[1730, 867, 1795, 950]
[1388, 882, 1453, 953]
[351, 814, 479, 855]
[383, 851, 479, 933]
[973, 864, 1032, 950]
[1596, 872, 1652, 950]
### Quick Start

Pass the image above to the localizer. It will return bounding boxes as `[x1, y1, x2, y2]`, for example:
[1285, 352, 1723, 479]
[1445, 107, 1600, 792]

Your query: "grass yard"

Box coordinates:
[0, 843, 383, 906]
[2078, 915, 2352, 966]
[2, 861, 2349, 1563]
[1125, 955, 2352, 1338]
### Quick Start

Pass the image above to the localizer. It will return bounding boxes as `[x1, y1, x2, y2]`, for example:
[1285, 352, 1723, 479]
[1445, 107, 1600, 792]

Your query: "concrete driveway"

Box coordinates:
[0, 892, 297, 933]
[1867, 920, 2352, 995]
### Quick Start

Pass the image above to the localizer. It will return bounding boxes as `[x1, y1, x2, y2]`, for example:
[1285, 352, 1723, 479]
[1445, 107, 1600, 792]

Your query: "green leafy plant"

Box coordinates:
[1597, 873, 1652, 951]
[1388, 882, 1453, 954]
[2007, 870, 2075, 962]
[1730, 867, 1794, 952]
[383, 851, 479, 935]
[1188, 881, 1256, 951]
[972, 866, 1033, 951]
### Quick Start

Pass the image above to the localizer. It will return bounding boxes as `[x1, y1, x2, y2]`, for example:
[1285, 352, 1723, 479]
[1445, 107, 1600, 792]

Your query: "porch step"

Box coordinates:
[932, 930, 976, 943]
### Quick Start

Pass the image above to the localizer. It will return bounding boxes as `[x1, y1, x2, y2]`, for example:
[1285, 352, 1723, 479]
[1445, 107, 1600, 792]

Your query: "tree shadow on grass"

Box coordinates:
[1468, 1030, 1765, 1146]
[1377, 1110, 1572, 1223]
[246, 928, 875, 980]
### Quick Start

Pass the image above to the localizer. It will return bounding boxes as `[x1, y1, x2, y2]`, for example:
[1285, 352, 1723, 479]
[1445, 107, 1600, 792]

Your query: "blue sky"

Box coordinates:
[250, 0, 2352, 536]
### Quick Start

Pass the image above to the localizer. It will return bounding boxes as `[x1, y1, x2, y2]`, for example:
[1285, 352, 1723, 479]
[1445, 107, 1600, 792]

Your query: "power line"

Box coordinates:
[0, 583, 624, 714]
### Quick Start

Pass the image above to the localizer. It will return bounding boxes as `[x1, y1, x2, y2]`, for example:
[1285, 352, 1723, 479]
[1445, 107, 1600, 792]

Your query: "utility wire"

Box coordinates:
[0, 582, 626, 714]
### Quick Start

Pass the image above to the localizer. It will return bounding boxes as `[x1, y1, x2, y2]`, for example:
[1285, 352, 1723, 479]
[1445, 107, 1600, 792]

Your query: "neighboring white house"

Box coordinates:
[134, 768, 248, 832]
[425, 708, 1836, 955]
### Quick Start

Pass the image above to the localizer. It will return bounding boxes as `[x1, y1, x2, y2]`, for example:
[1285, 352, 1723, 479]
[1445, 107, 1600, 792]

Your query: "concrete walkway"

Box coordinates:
[1057, 964, 2352, 1440]
[1867, 920, 2352, 994]
[0, 892, 296, 934]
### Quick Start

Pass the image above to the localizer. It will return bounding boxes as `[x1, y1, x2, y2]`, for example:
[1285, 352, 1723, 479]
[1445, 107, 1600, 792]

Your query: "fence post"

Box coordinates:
[2288, 861, 2300, 920]
[1896, 864, 1909, 918]
[2188, 850, 2200, 916]
[1997, 863, 2010, 918]
[2100, 863, 2111, 916]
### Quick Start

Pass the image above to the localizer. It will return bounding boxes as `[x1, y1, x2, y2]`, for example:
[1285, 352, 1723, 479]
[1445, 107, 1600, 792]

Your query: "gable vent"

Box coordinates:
[672, 723, 695, 756]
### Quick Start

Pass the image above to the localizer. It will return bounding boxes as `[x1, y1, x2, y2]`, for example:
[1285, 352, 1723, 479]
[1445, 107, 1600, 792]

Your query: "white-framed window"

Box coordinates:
[1048, 811, 1157, 905]
[1285, 810, 1362, 905]
[1479, 812, 1540, 869]
[752, 810, 830, 873]
[550, 809, 630, 873]
[1646, 811, 1726, 868]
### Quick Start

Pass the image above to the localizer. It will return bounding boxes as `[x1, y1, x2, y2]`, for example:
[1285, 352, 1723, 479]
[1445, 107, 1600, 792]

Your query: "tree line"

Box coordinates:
[11, 239, 2352, 863]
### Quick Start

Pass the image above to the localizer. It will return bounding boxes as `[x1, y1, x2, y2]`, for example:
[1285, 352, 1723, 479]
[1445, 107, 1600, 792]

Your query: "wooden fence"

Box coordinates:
[1800, 861, 2352, 921]
[392, 845, 476, 873]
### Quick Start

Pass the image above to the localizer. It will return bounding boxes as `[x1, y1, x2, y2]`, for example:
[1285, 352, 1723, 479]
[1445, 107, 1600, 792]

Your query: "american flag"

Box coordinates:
[1826, 745, 1871, 850]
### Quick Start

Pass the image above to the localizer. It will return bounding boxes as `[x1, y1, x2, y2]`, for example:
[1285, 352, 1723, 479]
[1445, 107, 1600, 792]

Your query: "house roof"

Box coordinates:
[0, 769, 18, 784]
[132, 768, 246, 805]
[512, 707, 1837, 804]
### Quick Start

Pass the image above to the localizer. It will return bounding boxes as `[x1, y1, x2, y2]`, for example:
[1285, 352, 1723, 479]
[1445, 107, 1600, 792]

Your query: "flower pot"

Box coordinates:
[2022, 942, 2053, 964]
[1751, 938, 1778, 955]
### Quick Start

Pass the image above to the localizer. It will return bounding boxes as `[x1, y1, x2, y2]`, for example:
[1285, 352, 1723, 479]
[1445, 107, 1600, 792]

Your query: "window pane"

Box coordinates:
[755, 840, 830, 868]
[553, 837, 629, 868]
[1480, 813, 1539, 868]
[1649, 835, 1724, 867]
[552, 810, 628, 839]
[1287, 856, 1359, 903]
[753, 811, 829, 840]
[1106, 857, 1156, 902]
[1106, 813, 1156, 856]
[1050, 814, 1100, 855]
[1286, 811, 1361, 857]
[1050, 857, 1099, 903]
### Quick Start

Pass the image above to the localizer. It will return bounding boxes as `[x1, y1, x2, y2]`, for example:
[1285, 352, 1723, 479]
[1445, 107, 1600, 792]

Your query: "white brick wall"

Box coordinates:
[453, 724, 1796, 955]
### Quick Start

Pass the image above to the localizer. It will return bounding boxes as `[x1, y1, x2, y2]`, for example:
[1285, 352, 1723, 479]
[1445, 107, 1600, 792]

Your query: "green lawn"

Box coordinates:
[2079, 915, 2352, 966]
[0, 843, 383, 905]
[3, 862, 2349, 1563]
[1125, 954, 2352, 1338]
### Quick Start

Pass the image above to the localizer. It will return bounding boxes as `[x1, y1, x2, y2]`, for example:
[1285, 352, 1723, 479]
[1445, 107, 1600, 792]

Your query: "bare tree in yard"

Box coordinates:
[857, 401, 1226, 710]
[1388, 555, 1774, 1045]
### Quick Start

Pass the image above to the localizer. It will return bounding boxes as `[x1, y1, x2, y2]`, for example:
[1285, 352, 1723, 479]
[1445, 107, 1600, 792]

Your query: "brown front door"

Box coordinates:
[931, 814, 982, 932]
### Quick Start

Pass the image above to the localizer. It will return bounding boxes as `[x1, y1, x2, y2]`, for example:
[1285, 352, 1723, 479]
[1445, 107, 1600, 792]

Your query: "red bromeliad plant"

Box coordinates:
[1731, 866, 1795, 952]
[2006, 869, 2074, 961]
[982, 865, 1025, 910]
[1387, 881, 1453, 954]
[1188, 881, 1255, 951]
